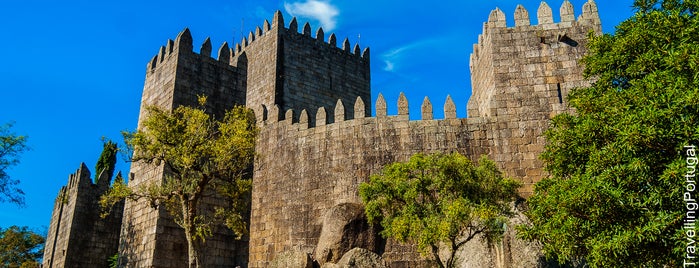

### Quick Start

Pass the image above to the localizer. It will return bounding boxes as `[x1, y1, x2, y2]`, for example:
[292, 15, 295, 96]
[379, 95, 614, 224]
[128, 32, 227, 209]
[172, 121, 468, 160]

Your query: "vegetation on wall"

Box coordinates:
[94, 139, 118, 184]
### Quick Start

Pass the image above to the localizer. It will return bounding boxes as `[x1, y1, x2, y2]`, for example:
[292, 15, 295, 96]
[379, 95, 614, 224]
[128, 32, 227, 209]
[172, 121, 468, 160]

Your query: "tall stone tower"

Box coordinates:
[235, 11, 371, 123]
[118, 10, 371, 267]
[467, 0, 601, 193]
[42, 164, 123, 268]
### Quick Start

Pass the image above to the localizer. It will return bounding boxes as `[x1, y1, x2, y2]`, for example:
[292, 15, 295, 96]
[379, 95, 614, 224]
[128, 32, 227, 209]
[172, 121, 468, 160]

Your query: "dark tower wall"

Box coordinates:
[42, 164, 123, 268]
[233, 11, 371, 124]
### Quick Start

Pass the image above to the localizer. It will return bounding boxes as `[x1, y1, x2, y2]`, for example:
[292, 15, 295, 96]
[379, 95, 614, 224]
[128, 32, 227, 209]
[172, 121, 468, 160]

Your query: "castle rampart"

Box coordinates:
[248, 92, 554, 266]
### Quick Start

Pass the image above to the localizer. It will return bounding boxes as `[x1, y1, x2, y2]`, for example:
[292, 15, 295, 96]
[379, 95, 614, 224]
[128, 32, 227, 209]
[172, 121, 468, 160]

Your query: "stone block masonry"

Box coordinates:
[42, 164, 123, 268]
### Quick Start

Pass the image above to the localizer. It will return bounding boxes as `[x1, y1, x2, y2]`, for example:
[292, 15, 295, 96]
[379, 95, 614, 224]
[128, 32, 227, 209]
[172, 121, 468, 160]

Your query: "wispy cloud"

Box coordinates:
[381, 38, 444, 72]
[284, 0, 339, 31]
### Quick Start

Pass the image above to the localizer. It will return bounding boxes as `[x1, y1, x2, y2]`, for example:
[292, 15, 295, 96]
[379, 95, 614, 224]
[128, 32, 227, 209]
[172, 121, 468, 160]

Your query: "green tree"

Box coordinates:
[519, 1, 699, 267]
[359, 152, 520, 268]
[0, 226, 45, 268]
[100, 97, 258, 268]
[94, 139, 118, 184]
[0, 123, 29, 206]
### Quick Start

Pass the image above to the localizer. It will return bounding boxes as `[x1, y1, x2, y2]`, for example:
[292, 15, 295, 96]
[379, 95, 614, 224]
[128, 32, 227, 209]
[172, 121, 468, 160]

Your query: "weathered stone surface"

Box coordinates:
[269, 250, 313, 268]
[333, 248, 387, 268]
[314, 203, 380, 266]
[451, 203, 544, 268]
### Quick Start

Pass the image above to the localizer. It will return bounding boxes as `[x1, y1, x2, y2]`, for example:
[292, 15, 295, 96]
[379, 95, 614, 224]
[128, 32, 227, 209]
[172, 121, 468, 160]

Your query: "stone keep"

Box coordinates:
[42, 1, 602, 267]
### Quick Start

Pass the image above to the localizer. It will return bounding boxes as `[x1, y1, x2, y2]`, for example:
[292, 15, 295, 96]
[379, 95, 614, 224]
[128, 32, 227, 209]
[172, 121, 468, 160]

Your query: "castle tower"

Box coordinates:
[469, 0, 600, 118]
[42, 164, 123, 268]
[232, 11, 371, 123]
[119, 27, 249, 267]
[467, 0, 601, 193]
[119, 10, 371, 267]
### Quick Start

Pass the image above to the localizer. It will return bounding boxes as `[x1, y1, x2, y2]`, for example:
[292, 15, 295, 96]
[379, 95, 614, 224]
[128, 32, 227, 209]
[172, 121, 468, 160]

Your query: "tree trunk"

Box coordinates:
[182, 199, 200, 268]
[185, 228, 199, 268]
[431, 244, 445, 268]
[446, 239, 457, 268]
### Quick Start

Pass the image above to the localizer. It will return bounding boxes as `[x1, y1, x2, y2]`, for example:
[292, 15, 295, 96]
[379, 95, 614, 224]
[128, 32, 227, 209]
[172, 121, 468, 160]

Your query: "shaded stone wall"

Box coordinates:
[42, 164, 123, 268]
[231, 11, 371, 124]
[119, 28, 248, 268]
[278, 18, 370, 122]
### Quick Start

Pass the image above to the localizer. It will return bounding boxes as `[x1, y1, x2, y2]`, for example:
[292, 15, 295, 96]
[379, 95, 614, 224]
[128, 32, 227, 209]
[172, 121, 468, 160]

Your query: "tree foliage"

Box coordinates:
[359, 152, 520, 268]
[0, 226, 44, 268]
[519, 1, 699, 267]
[100, 97, 258, 268]
[95, 139, 118, 183]
[0, 123, 29, 206]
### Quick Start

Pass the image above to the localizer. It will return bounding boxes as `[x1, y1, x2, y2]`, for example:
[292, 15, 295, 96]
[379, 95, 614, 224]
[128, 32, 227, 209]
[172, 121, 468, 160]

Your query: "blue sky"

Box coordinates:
[0, 0, 634, 231]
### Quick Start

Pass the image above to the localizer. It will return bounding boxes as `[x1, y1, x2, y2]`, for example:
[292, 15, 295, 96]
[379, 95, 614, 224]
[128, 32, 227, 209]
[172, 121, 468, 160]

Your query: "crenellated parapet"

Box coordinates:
[468, 0, 599, 119]
[229, 11, 369, 64]
[481, 0, 600, 30]
[255, 93, 466, 128]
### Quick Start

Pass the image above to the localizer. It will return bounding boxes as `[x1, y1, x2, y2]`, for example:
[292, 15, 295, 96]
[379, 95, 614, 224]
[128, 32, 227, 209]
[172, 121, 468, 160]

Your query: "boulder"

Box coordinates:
[334, 248, 387, 268]
[268, 249, 313, 268]
[314, 203, 381, 265]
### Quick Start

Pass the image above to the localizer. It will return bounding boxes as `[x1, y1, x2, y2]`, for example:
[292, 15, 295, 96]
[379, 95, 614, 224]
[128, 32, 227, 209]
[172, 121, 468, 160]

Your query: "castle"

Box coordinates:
[42, 1, 601, 267]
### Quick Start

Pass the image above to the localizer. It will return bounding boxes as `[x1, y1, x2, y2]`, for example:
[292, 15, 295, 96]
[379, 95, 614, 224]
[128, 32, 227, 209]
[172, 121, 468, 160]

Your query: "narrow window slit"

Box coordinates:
[556, 83, 563, 104]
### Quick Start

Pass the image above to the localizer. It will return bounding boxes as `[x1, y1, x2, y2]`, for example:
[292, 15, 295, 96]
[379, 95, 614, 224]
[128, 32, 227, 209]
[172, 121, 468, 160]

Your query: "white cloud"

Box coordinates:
[284, 0, 339, 31]
[381, 39, 437, 72]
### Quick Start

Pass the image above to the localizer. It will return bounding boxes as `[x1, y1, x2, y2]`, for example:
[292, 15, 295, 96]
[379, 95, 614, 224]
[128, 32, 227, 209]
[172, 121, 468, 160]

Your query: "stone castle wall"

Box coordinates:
[43, 1, 602, 267]
[249, 95, 494, 267]
[248, 1, 601, 266]
[467, 0, 601, 193]
[118, 10, 372, 268]
[42, 164, 123, 268]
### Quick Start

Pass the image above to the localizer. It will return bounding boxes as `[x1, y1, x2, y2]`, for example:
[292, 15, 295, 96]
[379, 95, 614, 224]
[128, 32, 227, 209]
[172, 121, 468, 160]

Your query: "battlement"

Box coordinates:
[256, 93, 469, 130]
[61, 162, 112, 195]
[484, 0, 600, 30]
[145, 10, 368, 75]
[467, 0, 599, 119]
[231, 11, 369, 62]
